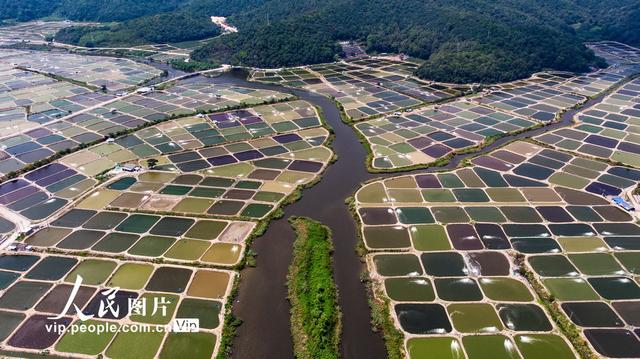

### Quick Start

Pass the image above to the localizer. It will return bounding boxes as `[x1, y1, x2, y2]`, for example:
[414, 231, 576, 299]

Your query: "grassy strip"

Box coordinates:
[288, 217, 341, 359]
[515, 254, 596, 359]
[216, 274, 242, 359]
[368, 286, 404, 359]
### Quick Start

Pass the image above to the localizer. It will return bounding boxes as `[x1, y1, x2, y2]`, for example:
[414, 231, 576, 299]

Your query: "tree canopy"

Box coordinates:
[2, 0, 639, 83]
[55, 12, 220, 47]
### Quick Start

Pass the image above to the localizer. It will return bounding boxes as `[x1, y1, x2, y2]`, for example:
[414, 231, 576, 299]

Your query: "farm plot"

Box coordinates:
[0, 114, 332, 226]
[377, 77, 465, 103]
[0, 252, 231, 358]
[0, 163, 98, 221]
[587, 41, 640, 65]
[306, 63, 423, 121]
[25, 211, 253, 266]
[354, 100, 538, 169]
[156, 78, 290, 112]
[251, 68, 323, 88]
[0, 66, 94, 112]
[90, 76, 289, 129]
[476, 80, 587, 122]
[0, 108, 117, 177]
[0, 215, 15, 235]
[0, 51, 163, 93]
[0, 105, 333, 359]
[0, 107, 333, 359]
[1, 98, 321, 226]
[0, 76, 292, 177]
[552, 68, 629, 97]
[347, 57, 421, 76]
[253, 61, 437, 121]
[0, 65, 103, 130]
[0, 126, 329, 230]
[0, 65, 121, 175]
[70, 128, 331, 219]
[356, 140, 640, 359]
[0, 47, 336, 359]
[353, 66, 630, 171]
[0, 21, 90, 46]
[108, 100, 321, 157]
[536, 77, 640, 167]
[340, 64, 465, 103]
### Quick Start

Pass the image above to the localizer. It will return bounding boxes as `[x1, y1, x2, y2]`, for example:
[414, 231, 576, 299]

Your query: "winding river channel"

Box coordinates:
[206, 68, 628, 359]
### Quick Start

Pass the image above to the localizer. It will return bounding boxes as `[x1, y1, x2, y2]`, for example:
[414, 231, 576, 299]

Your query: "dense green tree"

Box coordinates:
[192, 0, 615, 82]
[54, 0, 183, 22]
[55, 12, 220, 46]
[192, 20, 340, 68]
[3, 0, 640, 83]
[0, 0, 269, 22]
[0, 0, 62, 21]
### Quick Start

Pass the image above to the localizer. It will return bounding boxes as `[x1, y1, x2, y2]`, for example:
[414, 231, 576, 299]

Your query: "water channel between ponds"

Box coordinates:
[200, 68, 628, 359]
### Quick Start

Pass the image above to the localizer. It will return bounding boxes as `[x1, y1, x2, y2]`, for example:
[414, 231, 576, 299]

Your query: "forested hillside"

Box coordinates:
[0, 0, 61, 22]
[2, 0, 639, 83]
[0, 0, 184, 22]
[0, 0, 267, 22]
[5, 0, 268, 47]
[54, 12, 220, 47]
[192, 0, 615, 83]
[577, 1, 640, 46]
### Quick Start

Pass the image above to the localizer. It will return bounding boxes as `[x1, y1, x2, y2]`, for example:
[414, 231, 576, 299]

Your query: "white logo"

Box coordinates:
[48, 275, 170, 321]
[172, 319, 200, 332]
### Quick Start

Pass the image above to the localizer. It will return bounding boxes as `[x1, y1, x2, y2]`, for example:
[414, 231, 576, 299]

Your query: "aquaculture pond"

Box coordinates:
[355, 99, 540, 169]
[62, 126, 333, 221]
[347, 64, 629, 170]
[26, 210, 254, 267]
[0, 61, 340, 359]
[3, 43, 640, 359]
[0, 253, 231, 358]
[357, 140, 640, 358]
[538, 77, 640, 168]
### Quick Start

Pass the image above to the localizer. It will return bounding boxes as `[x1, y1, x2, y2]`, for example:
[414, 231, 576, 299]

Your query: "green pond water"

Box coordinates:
[407, 337, 464, 359]
[373, 254, 423, 276]
[447, 303, 503, 333]
[128, 236, 176, 257]
[384, 277, 435, 301]
[462, 335, 520, 359]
